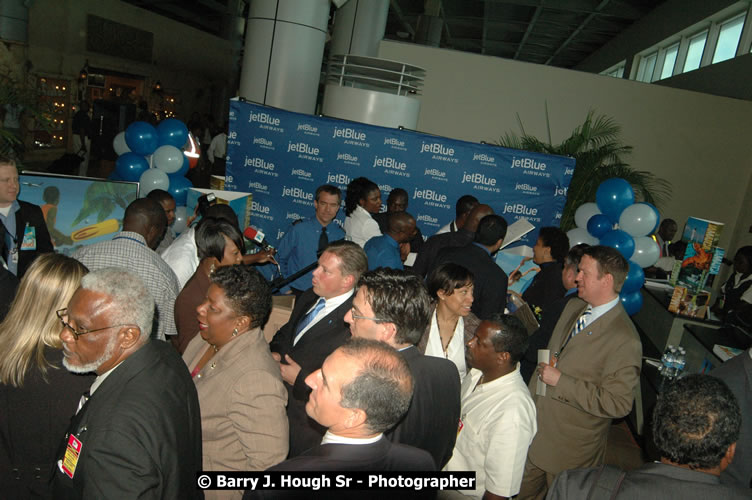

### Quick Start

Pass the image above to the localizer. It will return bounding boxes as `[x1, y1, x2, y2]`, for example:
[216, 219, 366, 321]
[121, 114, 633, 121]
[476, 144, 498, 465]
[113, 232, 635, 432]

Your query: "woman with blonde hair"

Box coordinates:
[0, 253, 93, 499]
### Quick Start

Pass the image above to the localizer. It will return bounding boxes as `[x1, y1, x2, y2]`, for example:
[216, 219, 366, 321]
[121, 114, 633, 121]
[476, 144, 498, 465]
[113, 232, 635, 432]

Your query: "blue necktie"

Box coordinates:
[293, 298, 326, 345]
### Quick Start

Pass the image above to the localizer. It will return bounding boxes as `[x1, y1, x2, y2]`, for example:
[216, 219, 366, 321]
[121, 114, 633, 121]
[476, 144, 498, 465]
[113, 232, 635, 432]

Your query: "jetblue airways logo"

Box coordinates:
[336, 153, 358, 163]
[384, 137, 405, 148]
[515, 183, 538, 193]
[297, 123, 318, 134]
[373, 156, 407, 170]
[554, 186, 568, 197]
[244, 157, 275, 170]
[251, 201, 270, 214]
[287, 142, 319, 155]
[511, 157, 546, 171]
[253, 137, 272, 147]
[420, 142, 454, 156]
[502, 203, 538, 216]
[417, 214, 438, 224]
[286, 212, 303, 221]
[282, 186, 314, 201]
[327, 173, 350, 186]
[472, 153, 496, 164]
[424, 168, 446, 179]
[413, 188, 447, 203]
[461, 172, 496, 186]
[565, 167, 574, 176]
[291, 168, 312, 178]
[333, 127, 366, 141]
[249, 112, 280, 126]
[248, 181, 269, 191]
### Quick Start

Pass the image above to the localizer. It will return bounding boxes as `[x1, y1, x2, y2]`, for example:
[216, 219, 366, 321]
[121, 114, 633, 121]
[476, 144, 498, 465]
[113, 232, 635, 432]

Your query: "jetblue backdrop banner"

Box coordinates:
[225, 100, 575, 249]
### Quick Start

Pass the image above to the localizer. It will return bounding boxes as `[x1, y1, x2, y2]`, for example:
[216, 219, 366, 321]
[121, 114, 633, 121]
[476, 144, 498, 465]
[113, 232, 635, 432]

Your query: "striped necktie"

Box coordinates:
[293, 298, 326, 345]
[569, 306, 592, 340]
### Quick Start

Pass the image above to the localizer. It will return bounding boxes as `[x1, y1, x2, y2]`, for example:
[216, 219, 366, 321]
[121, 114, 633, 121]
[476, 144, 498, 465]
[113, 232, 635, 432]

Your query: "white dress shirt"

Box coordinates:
[424, 311, 467, 381]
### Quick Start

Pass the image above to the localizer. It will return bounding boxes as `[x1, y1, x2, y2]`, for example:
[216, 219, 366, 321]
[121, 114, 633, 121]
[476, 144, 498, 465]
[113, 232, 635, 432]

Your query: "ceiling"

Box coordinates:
[123, 0, 666, 69]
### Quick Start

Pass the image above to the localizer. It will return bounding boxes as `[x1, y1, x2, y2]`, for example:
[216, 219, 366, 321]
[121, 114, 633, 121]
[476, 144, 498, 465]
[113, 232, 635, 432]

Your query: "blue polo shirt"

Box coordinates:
[364, 234, 403, 270]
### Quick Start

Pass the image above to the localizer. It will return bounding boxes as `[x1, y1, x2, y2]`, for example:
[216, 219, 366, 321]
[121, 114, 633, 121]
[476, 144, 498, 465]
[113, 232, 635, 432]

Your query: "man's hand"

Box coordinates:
[271, 352, 281, 362]
[538, 362, 561, 386]
[279, 354, 302, 385]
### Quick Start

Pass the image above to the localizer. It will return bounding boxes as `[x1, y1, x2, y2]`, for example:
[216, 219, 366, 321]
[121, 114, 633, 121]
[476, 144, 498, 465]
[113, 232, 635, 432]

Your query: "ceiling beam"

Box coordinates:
[390, 0, 416, 38]
[545, 0, 611, 65]
[514, 0, 544, 59]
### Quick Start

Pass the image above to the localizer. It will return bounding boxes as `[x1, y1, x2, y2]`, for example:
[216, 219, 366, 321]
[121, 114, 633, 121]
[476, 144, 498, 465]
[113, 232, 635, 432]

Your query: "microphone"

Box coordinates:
[243, 226, 274, 251]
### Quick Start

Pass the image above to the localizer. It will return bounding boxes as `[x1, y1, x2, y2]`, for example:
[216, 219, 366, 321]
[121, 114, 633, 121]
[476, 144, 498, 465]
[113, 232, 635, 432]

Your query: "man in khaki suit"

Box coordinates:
[518, 245, 642, 500]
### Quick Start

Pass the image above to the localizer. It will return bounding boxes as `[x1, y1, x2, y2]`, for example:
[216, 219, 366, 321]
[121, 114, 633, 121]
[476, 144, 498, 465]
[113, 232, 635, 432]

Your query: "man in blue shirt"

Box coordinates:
[364, 212, 416, 270]
[277, 184, 345, 296]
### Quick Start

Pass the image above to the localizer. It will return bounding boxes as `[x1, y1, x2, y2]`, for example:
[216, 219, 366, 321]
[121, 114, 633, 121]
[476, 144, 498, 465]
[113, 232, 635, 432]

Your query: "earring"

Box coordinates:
[232, 328, 238, 337]
[209, 263, 216, 275]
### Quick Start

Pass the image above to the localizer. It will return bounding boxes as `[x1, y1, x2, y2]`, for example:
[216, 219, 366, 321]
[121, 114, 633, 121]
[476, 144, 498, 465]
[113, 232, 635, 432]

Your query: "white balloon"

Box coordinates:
[173, 206, 188, 234]
[153, 145, 184, 174]
[113, 131, 131, 156]
[139, 168, 169, 197]
[619, 203, 659, 238]
[632, 236, 661, 268]
[574, 203, 602, 229]
[567, 227, 599, 248]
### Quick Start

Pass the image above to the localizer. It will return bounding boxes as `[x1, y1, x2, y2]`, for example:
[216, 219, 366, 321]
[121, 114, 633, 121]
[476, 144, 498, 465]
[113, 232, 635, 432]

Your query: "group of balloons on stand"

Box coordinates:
[110, 118, 199, 233]
[566, 178, 663, 316]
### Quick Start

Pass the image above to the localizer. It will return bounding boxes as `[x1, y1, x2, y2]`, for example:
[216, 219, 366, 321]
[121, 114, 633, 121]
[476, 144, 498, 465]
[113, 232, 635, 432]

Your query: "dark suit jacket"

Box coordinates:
[522, 261, 565, 315]
[386, 346, 460, 469]
[713, 349, 752, 489]
[269, 288, 354, 457]
[0, 200, 54, 278]
[521, 293, 578, 384]
[0, 266, 18, 321]
[434, 243, 507, 320]
[244, 437, 435, 500]
[0, 347, 94, 500]
[412, 229, 473, 278]
[547, 462, 749, 500]
[52, 341, 202, 500]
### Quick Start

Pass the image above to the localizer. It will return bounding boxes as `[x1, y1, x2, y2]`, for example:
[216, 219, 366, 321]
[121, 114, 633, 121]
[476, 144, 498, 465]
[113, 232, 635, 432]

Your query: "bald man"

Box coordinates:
[364, 211, 417, 270]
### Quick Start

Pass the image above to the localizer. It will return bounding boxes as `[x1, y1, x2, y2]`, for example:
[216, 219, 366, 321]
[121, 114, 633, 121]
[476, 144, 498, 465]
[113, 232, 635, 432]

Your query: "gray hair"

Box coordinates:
[80, 268, 155, 342]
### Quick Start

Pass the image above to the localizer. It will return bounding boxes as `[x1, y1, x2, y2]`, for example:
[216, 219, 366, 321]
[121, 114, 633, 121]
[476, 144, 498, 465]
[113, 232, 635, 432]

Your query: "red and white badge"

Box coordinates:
[61, 434, 83, 479]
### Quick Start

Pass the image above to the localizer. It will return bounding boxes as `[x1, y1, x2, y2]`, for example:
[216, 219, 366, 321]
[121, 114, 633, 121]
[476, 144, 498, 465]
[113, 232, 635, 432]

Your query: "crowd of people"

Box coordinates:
[0, 158, 750, 499]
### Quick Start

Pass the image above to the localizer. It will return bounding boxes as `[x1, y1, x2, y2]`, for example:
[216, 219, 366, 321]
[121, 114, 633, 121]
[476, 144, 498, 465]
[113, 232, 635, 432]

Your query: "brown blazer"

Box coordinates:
[184, 329, 288, 500]
[527, 297, 642, 475]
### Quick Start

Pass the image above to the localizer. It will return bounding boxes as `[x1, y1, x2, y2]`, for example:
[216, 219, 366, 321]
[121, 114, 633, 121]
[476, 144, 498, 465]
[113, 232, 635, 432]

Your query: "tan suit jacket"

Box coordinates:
[527, 297, 641, 475]
[184, 329, 288, 500]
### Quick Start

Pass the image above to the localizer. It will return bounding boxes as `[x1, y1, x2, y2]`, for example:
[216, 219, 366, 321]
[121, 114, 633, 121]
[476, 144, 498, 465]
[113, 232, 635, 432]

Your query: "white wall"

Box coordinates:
[378, 40, 752, 261]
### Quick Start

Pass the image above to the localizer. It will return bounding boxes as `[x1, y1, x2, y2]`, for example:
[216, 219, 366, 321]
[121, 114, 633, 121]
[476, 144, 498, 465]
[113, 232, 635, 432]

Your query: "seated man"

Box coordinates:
[444, 314, 537, 499]
[345, 267, 461, 468]
[244, 339, 434, 499]
[547, 374, 748, 499]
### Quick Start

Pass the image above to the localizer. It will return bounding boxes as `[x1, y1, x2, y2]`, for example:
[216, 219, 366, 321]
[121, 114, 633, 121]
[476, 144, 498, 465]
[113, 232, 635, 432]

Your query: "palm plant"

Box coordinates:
[497, 108, 671, 231]
[0, 69, 53, 163]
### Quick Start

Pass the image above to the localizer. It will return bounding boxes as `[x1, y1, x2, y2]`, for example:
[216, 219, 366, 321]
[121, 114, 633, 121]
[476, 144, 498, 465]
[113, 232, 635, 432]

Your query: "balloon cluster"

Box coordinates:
[566, 178, 661, 316]
[111, 119, 199, 234]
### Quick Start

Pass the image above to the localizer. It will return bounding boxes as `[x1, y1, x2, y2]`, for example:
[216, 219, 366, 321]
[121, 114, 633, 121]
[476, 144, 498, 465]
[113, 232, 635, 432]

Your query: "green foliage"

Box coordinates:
[496, 109, 671, 231]
[0, 70, 54, 162]
[73, 182, 137, 225]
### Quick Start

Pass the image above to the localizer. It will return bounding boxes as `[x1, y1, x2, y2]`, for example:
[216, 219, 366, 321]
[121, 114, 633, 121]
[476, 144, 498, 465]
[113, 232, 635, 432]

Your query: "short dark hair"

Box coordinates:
[456, 195, 479, 218]
[338, 338, 414, 433]
[324, 240, 368, 283]
[195, 217, 245, 261]
[357, 268, 431, 345]
[146, 189, 174, 205]
[564, 243, 589, 271]
[124, 198, 167, 233]
[204, 203, 239, 228]
[583, 245, 629, 292]
[538, 227, 570, 264]
[734, 246, 752, 271]
[653, 374, 740, 470]
[344, 177, 379, 216]
[475, 214, 508, 246]
[387, 188, 408, 203]
[0, 156, 17, 169]
[426, 262, 474, 300]
[209, 265, 272, 329]
[315, 184, 341, 202]
[43, 186, 60, 204]
[486, 313, 528, 363]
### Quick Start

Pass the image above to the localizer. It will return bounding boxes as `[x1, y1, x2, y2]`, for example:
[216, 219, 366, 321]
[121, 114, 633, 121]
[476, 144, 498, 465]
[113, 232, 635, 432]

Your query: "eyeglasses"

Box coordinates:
[56, 308, 133, 340]
[349, 307, 386, 323]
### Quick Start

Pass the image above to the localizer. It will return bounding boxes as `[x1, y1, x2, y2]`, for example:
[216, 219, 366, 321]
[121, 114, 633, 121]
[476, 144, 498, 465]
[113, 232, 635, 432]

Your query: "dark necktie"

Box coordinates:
[318, 226, 328, 252]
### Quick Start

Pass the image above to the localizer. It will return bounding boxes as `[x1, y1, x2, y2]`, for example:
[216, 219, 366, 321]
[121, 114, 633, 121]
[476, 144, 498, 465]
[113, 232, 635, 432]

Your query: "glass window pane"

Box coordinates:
[643, 53, 657, 82]
[683, 31, 708, 72]
[713, 14, 745, 63]
[660, 44, 679, 79]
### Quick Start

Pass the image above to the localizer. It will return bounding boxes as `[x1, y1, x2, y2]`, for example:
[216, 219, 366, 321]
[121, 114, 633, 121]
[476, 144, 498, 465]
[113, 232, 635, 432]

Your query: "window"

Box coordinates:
[660, 43, 679, 79]
[600, 61, 625, 78]
[683, 31, 708, 72]
[713, 13, 745, 63]
[636, 52, 657, 82]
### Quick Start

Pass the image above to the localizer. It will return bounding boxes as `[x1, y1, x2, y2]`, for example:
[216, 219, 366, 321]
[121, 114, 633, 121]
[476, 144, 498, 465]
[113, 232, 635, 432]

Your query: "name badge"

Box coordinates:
[62, 434, 83, 479]
[21, 224, 36, 251]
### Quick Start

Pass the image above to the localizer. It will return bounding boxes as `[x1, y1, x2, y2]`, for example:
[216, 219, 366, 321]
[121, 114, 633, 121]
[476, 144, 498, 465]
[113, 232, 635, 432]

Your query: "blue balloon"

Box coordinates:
[157, 119, 189, 148]
[115, 152, 150, 182]
[620, 290, 643, 316]
[174, 153, 189, 177]
[596, 178, 634, 224]
[125, 121, 159, 156]
[167, 174, 193, 206]
[587, 214, 612, 238]
[622, 260, 646, 293]
[599, 229, 635, 260]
